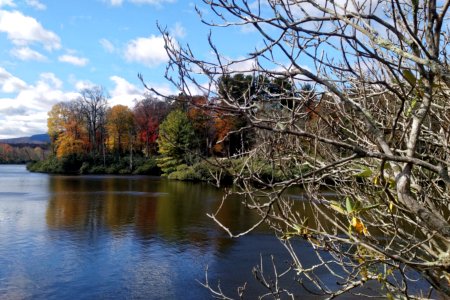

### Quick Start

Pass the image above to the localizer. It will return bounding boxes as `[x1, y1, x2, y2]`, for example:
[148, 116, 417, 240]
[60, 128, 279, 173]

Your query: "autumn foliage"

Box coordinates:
[35, 76, 279, 176]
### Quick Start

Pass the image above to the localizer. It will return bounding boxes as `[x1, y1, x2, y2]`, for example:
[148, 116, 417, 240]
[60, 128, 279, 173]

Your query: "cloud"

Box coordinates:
[124, 35, 168, 67]
[99, 38, 115, 53]
[170, 22, 186, 38]
[38, 73, 63, 89]
[58, 54, 89, 66]
[0, 0, 15, 8]
[224, 56, 258, 73]
[74, 80, 95, 91]
[10, 46, 47, 61]
[106, 0, 123, 6]
[0, 70, 80, 138]
[0, 10, 61, 50]
[109, 75, 144, 107]
[0, 67, 27, 93]
[240, 23, 257, 34]
[0, 105, 28, 116]
[25, 0, 46, 10]
[130, 0, 175, 4]
[105, 0, 175, 6]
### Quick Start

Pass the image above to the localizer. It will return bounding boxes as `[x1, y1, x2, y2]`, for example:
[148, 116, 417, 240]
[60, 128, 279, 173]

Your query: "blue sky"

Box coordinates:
[0, 0, 262, 138]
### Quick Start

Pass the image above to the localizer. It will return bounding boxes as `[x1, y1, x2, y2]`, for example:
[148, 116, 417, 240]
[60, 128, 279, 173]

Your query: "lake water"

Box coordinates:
[0, 165, 320, 299]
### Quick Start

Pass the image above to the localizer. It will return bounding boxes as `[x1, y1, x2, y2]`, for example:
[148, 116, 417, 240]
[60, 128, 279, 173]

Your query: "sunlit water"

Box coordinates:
[0, 165, 318, 299]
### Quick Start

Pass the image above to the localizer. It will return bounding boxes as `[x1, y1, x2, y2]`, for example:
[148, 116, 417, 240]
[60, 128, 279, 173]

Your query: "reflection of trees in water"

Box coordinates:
[104, 178, 137, 229]
[45, 176, 266, 252]
[46, 177, 102, 231]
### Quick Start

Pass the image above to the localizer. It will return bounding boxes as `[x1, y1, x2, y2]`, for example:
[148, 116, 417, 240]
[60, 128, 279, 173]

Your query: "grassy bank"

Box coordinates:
[27, 154, 311, 186]
[27, 154, 161, 175]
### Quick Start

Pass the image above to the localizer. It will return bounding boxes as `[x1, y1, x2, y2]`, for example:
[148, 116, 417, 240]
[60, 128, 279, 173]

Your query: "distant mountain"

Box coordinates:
[29, 134, 51, 143]
[0, 133, 50, 145]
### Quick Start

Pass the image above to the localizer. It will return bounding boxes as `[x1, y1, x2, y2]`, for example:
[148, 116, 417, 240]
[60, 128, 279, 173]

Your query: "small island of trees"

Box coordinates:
[28, 75, 303, 184]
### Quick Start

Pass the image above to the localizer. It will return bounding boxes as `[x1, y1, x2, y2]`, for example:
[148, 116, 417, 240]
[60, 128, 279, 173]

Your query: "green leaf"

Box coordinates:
[353, 200, 361, 212]
[406, 97, 417, 117]
[354, 166, 373, 178]
[389, 177, 396, 189]
[403, 70, 416, 86]
[330, 201, 346, 214]
[346, 197, 354, 213]
[358, 203, 380, 213]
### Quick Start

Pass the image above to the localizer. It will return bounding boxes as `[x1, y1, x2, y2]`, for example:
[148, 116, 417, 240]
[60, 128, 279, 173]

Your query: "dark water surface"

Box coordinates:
[0, 165, 311, 299]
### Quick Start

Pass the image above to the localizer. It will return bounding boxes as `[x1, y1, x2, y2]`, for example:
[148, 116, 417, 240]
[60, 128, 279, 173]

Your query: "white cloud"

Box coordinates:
[74, 80, 95, 91]
[99, 38, 115, 53]
[240, 23, 257, 34]
[170, 22, 186, 38]
[38, 73, 63, 90]
[0, 0, 15, 8]
[0, 67, 27, 93]
[225, 57, 258, 73]
[124, 35, 168, 67]
[0, 10, 61, 50]
[109, 75, 143, 107]
[10, 46, 47, 61]
[58, 54, 89, 66]
[106, 0, 123, 6]
[105, 0, 175, 6]
[130, 0, 175, 4]
[0, 70, 79, 138]
[25, 0, 46, 10]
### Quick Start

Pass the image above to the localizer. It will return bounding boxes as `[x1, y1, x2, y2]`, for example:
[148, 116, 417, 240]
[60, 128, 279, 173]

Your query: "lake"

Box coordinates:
[0, 164, 321, 299]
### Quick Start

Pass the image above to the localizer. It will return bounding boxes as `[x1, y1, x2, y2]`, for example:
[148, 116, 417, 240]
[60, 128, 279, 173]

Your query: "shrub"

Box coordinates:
[89, 165, 106, 174]
[79, 162, 91, 174]
[133, 157, 160, 175]
[27, 156, 64, 173]
[167, 164, 198, 181]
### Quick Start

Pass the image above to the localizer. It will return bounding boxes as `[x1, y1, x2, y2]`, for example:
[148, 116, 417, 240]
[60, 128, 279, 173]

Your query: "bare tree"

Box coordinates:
[154, 0, 450, 298]
[77, 86, 108, 155]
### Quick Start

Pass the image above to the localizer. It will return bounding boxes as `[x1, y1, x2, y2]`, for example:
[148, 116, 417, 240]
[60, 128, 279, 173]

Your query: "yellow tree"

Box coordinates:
[47, 102, 87, 158]
[55, 134, 84, 158]
[47, 103, 67, 145]
[106, 105, 136, 154]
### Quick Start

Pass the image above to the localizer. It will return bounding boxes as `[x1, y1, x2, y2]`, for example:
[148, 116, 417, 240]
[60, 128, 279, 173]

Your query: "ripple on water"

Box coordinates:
[0, 192, 28, 197]
[50, 191, 168, 197]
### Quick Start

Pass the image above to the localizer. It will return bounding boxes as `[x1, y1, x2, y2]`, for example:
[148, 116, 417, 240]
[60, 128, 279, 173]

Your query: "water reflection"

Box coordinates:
[0, 166, 324, 299]
[45, 175, 266, 252]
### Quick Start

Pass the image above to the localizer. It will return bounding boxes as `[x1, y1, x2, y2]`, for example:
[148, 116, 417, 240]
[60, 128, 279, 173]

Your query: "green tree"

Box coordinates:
[218, 74, 254, 105]
[157, 109, 196, 175]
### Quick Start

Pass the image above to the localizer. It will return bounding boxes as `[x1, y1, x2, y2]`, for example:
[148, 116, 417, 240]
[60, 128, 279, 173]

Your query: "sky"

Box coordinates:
[0, 0, 262, 138]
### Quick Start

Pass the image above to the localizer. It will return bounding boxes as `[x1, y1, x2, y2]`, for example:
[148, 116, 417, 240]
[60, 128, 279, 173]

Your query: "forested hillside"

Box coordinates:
[0, 143, 48, 164]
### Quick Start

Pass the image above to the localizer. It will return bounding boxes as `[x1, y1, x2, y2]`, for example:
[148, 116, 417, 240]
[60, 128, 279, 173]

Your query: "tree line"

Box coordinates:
[0, 143, 47, 164]
[29, 73, 316, 180]
[32, 76, 285, 175]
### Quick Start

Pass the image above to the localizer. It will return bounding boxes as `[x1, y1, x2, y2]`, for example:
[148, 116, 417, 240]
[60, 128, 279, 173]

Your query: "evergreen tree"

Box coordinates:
[157, 110, 196, 175]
